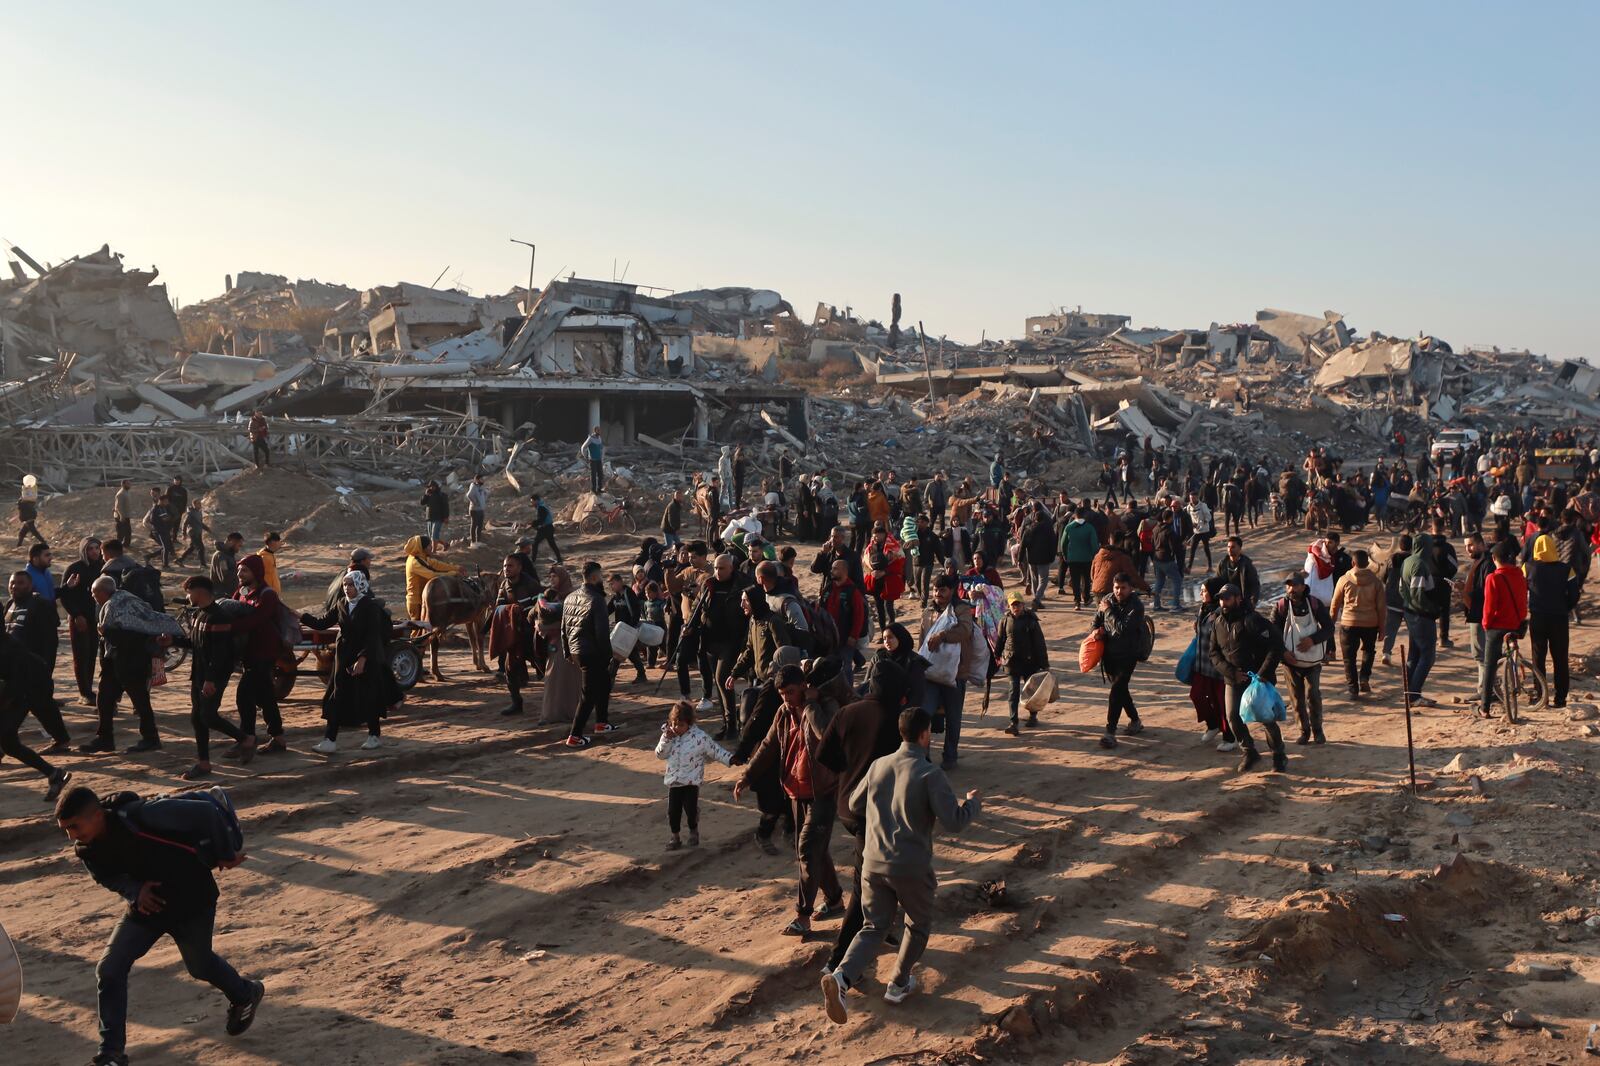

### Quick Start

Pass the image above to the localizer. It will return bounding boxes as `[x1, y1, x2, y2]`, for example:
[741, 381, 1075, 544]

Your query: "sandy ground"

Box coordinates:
[3, 500, 1599, 1065]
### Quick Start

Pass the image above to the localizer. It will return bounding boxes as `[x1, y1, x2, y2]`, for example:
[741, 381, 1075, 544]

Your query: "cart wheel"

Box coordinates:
[390, 645, 422, 690]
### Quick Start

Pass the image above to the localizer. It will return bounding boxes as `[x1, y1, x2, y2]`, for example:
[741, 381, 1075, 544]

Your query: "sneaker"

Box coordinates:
[181, 764, 212, 781]
[1359, 680, 1372, 695]
[782, 916, 811, 936]
[1347, 688, 1360, 701]
[687, 830, 700, 847]
[45, 769, 71, 801]
[666, 835, 682, 851]
[1122, 719, 1144, 737]
[1272, 751, 1289, 773]
[696, 698, 715, 713]
[592, 722, 620, 735]
[1380, 654, 1392, 667]
[499, 705, 524, 717]
[42, 740, 71, 756]
[813, 899, 845, 921]
[1413, 696, 1439, 708]
[1099, 733, 1118, 750]
[225, 979, 265, 1036]
[1200, 728, 1221, 745]
[262, 736, 288, 754]
[1217, 740, 1239, 753]
[884, 973, 919, 1004]
[1003, 721, 1019, 736]
[1237, 748, 1261, 773]
[756, 833, 780, 856]
[821, 971, 849, 1024]
[564, 735, 592, 749]
[77, 738, 113, 755]
[1295, 729, 1311, 745]
[91, 1054, 130, 1066]
[124, 738, 161, 754]
[311, 739, 338, 755]
[360, 735, 382, 751]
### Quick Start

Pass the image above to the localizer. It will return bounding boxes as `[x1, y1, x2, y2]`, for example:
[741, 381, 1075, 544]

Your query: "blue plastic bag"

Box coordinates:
[1174, 636, 1198, 685]
[1239, 671, 1286, 724]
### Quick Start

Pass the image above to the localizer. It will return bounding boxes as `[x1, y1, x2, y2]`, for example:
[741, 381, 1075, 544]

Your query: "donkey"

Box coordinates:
[420, 573, 496, 681]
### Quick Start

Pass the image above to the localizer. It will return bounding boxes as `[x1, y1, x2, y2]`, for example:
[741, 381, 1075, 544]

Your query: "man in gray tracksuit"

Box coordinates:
[821, 706, 980, 1021]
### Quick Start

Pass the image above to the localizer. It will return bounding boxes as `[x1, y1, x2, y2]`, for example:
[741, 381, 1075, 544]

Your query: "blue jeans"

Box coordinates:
[425, 519, 444, 543]
[1152, 560, 1183, 610]
[662, 530, 681, 549]
[1403, 611, 1437, 699]
[98, 907, 253, 1055]
[922, 679, 967, 768]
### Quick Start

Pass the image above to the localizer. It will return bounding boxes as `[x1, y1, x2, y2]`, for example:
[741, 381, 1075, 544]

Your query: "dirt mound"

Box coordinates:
[200, 467, 338, 538]
[1234, 854, 1518, 989]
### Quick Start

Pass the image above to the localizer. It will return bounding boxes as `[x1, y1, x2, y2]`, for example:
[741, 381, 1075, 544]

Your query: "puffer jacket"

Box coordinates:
[994, 609, 1048, 677]
[1329, 566, 1384, 628]
[403, 534, 460, 621]
[1090, 547, 1147, 596]
[1207, 603, 1281, 687]
[1092, 593, 1145, 667]
[560, 583, 611, 663]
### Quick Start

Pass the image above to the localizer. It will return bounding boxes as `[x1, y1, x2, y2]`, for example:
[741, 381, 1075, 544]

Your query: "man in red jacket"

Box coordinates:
[232, 555, 288, 751]
[1477, 539, 1528, 720]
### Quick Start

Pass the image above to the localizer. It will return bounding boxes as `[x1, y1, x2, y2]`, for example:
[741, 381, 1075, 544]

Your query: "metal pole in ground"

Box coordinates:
[1400, 644, 1417, 795]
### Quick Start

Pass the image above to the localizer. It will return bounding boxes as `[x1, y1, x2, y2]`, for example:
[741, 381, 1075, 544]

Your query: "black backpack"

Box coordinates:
[120, 565, 166, 612]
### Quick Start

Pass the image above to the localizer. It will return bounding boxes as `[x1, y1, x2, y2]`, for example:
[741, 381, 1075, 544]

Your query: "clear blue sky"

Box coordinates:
[4, 2, 1595, 360]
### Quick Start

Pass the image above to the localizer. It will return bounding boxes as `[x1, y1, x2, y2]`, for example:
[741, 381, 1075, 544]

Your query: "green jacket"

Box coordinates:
[1058, 519, 1100, 564]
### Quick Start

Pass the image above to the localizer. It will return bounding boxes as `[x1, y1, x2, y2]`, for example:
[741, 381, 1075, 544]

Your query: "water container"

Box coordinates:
[636, 622, 666, 647]
[0, 921, 22, 1023]
[610, 622, 639, 659]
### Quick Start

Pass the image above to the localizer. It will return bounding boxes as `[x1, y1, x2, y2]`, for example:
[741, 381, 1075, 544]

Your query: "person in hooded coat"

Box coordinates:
[403, 534, 460, 622]
[302, 570, 390, 752]
[861, 622, 927, 713]
[731, 645, 805, 854]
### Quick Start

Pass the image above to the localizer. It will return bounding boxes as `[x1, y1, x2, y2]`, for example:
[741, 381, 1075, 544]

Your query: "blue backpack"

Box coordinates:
[133, 787, 245, 869]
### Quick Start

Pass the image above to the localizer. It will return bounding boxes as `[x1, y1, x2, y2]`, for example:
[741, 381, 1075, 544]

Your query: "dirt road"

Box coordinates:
[2, 519, 1597, 1064]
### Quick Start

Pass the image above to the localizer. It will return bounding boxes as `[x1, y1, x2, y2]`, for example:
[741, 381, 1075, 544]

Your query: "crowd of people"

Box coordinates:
[5, 423, 1597, 1056]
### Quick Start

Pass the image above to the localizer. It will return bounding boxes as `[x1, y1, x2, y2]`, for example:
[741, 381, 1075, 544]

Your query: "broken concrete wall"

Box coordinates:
[693, 336, 780, 379]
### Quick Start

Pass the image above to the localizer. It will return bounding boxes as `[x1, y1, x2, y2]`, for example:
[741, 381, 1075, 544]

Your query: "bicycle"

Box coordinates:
[579, 497, 637, 536]
[1493, 634, 1547, 724]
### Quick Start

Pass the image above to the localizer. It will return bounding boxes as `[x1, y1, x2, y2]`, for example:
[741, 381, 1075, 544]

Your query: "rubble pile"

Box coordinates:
[177, 271, 359, 365]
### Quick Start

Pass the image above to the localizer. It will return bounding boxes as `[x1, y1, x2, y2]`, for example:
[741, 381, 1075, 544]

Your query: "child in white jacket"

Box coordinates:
[655, 700, 733, 849]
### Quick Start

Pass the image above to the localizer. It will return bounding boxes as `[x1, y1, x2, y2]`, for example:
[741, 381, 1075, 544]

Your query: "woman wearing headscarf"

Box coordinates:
[860, 621, 925, 713]
[301, 570, 389, 753]
[537, 564, 582, 724]
[729, 585, 791, 689]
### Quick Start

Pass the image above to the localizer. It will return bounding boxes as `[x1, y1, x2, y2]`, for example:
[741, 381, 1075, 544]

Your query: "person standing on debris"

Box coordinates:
[561, 561, 621, 748]
[419, 481, 450, 545]
[1272, 573, 1334, 745]
[464, 474, 490, 545]
[55, 784, 264, 1066]
[176, 499, 212, 567]
[113, 478, 133, 546]
[231, 555, 288, 753]
[1330, 549, 1383, 700]
[717, 447, 737, 511]
[209, 532, 244, 600]
[248, 409, 271, 468]
[1208, 583, 1286, 773]
[820, 706, 981, 1022]
[171, 574, 254, 779]
[579, 425, 601, 496]
[988, 453, 1005, 505]
[61, 537, 105, 706]
[732, 445, 748, 509]
[79, 575, 164, 755]
[528, 493, 563, 566]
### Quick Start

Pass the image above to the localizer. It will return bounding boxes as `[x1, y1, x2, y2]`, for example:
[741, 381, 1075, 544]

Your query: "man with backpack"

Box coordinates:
[56, 784, 263, 1066]
[755, 561, 813, 653]
[80, 576, 165, 755]
[230, 555, 288, 753]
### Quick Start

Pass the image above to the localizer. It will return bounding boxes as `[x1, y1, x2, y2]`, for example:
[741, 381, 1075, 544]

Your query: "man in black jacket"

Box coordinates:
[994, 590, 1049, 735]
[61, 536, 104, 705]
[6, 568, 61, 669]
[173, 575, 254, 779]
[0, 630, 71, 798]
[691, 554, 752, 738]
[79, 576, 163, 755]
[1092, 573, 1147, 749]
[811, 526, 864, 597]
[1208, 583, 1286, 772]
[57, 785, 262, 1066]
[1214, 536, 1261, 608]
[561, 561, 620, 748]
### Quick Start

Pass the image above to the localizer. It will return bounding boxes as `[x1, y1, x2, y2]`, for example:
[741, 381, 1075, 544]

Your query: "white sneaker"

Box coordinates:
[311, 738, 338, 754]
[821, 971, 849, 1023]
[696, 698, 715, 713]
[884, 972, 919, 1004]
[1200, 728, 1221, 745]
[360, 735, 382, 750]
[1216, 740, 1239, 753]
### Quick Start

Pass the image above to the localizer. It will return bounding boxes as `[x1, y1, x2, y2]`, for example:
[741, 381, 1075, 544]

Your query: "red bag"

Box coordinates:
[150, 655, 169, 688]
[1079, 633, 1104, 674]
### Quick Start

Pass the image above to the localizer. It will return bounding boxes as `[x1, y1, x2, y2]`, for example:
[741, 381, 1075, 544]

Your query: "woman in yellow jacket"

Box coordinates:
[404, 534, 460, 620]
